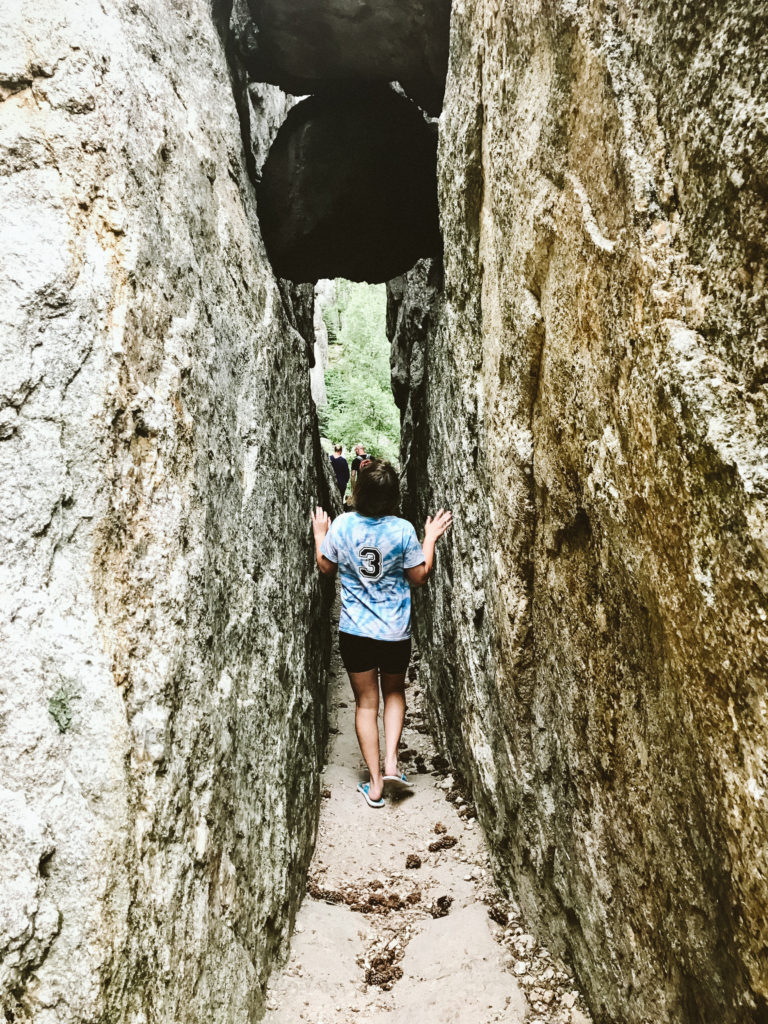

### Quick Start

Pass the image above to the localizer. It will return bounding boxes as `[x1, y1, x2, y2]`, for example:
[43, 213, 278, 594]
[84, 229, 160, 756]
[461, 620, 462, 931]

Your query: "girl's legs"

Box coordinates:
[348, 669, 383, 800]
[380, 671, 407, 777]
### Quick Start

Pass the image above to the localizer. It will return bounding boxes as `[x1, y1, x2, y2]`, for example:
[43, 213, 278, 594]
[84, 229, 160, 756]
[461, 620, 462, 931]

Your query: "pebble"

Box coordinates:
[514, 961, 528, 976]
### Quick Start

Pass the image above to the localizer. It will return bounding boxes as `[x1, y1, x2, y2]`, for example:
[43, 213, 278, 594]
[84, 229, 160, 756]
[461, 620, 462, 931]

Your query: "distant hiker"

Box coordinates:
[350, 443, 369, 488]
[329, 444, 350, 499]
[311, 459, 452, 808]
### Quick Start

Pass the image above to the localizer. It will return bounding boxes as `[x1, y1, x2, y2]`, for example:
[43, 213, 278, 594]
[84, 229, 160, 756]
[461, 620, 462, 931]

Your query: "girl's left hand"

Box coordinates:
[311, 506, 330, 539]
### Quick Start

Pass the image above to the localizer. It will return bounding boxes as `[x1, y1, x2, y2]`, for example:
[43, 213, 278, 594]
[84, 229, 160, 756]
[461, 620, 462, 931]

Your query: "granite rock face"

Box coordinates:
[258, 88, 441, 283]
[0, 2, 332, 1021]
[393, 1, 768, 1021]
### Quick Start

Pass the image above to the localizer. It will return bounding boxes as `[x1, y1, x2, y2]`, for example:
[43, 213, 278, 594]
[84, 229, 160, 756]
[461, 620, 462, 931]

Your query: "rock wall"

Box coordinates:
[391, 1, 768, 1021]
[0, 2, 333, 1021]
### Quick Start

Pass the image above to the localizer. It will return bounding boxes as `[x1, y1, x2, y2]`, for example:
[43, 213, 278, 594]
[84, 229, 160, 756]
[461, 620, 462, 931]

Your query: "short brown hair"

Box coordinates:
[353, 459, 400, 517]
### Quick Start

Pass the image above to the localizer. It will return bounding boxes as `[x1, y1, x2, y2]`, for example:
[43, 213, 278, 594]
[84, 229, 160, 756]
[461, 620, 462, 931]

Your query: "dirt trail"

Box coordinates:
[265, 638, 593, 1024]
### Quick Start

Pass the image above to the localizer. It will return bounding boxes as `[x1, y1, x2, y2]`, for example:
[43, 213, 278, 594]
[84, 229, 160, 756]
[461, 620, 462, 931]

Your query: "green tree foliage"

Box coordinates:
[318, 280, 400, 463]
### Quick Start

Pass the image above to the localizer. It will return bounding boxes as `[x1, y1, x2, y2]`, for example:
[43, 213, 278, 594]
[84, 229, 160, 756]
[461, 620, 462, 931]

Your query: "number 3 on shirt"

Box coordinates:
[358, 545, 383, 581]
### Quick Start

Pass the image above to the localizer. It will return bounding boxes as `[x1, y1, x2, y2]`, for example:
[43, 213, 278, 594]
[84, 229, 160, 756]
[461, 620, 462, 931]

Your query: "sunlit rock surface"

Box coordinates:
[258, 88, 441, 284]
[0, 1, 332, 1020]
[392, 1, 768, 1021]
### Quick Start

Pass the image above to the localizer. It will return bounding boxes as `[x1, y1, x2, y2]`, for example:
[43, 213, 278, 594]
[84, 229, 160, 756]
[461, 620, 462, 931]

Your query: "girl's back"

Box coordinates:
[322, 512, 424, 641]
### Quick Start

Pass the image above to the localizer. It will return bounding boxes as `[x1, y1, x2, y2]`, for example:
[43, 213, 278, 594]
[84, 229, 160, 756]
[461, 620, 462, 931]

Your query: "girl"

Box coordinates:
[311, 459, 452, 808]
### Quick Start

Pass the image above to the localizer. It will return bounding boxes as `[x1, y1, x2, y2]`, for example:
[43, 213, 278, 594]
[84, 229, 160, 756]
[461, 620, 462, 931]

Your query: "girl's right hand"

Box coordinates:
[425, 509, 452, 541]
[312, 506, 331, 540]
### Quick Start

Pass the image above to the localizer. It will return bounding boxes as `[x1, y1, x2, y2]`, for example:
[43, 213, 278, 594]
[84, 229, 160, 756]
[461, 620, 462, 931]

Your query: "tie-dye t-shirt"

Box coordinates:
[321, 512, 425, 641]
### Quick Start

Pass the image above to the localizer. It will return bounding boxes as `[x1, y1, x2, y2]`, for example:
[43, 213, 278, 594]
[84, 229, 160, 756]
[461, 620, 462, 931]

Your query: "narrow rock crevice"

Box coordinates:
[2, 0, 767, 1023]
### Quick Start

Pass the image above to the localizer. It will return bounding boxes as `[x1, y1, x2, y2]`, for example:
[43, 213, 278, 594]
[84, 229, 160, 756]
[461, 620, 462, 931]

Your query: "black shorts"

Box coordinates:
[338, 631, 412, 674]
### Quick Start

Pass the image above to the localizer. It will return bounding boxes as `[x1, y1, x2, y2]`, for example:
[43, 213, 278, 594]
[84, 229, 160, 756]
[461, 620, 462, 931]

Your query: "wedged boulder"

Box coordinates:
[258, 89, 441, 284]
[244, 0, 451, 114]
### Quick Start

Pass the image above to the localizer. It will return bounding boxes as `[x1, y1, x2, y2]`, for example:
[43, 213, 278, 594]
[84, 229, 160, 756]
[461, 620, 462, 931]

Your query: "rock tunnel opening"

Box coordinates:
[313, 279, 401, 467]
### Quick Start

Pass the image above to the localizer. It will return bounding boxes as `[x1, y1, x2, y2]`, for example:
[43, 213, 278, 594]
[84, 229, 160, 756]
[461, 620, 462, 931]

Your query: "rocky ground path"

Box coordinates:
[265, 637, 593, 1024]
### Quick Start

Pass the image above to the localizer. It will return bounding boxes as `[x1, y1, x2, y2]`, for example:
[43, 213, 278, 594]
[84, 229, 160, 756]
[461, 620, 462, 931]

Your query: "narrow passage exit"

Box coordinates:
[313, 280, 401, 501]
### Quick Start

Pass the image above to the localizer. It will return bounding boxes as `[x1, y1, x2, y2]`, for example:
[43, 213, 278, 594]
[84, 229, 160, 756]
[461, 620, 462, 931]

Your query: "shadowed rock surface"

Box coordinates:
[243, 0, 451, 115]
[258, 89, 441, 284]
[391, 0, 768, 1021]
[0, 1, 333, 1020]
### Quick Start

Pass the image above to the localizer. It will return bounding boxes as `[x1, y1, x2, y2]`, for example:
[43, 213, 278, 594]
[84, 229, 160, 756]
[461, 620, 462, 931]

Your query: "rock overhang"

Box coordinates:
[243, 0, 451, 116]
